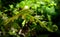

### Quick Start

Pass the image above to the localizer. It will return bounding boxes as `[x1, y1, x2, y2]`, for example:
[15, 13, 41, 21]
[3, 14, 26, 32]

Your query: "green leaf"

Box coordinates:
[31, 4, 38, 10]
[19, 1, 26, 8]
[9, 5, 14, 9]
[22, 20, 26, 27]
[45, 7, 56, 15]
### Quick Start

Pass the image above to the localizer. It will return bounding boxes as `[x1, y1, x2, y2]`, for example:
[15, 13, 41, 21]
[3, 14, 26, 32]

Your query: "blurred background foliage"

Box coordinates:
[0, 0, 60, 37]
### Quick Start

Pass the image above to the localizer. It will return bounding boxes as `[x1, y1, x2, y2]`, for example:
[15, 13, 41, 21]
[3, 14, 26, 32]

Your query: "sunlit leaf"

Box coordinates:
[22, 20, 26, 27]
[9, 5, 14, 9]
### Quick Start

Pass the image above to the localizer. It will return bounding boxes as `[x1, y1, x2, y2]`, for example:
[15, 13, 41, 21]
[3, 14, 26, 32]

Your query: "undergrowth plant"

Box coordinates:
[0, 0, 58, 37]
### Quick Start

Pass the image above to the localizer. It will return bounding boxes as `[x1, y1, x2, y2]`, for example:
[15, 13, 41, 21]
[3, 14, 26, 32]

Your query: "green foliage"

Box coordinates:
[0, 0, 58, 37]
